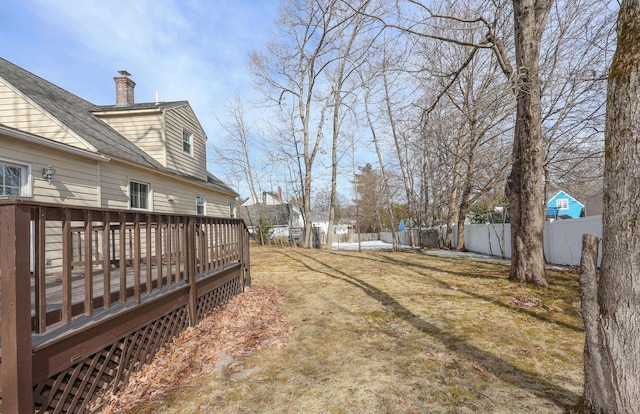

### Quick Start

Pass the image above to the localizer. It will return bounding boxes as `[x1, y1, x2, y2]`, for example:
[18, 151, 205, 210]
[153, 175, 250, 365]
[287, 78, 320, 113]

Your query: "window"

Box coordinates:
[129, 180, 150, 210]
[182, 130, 193, 155]
[556, 198, 569, 210]
[229, 202, 235, 218]
[0, 159, 30, 197]
[196, 195, 206, 215]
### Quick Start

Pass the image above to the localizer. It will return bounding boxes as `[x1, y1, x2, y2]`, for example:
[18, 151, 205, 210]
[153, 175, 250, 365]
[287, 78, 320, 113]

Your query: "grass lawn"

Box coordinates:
[116, 245, 584, 413]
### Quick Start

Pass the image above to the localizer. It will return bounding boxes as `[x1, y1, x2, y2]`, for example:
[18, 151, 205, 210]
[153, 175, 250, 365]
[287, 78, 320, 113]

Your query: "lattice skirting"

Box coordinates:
[196, 276, 243, 322]
[32, 275, 243, 413]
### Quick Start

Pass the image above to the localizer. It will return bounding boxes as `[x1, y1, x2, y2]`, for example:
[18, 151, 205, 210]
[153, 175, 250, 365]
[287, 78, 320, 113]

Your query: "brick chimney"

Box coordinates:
[114, 70, 135, 106]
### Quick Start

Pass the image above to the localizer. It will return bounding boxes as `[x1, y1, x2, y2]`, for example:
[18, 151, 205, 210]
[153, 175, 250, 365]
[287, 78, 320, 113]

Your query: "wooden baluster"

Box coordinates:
[208, 219, 214, 271]
[198, 220, 205, 275]
[119, 212, 126, 303]
[84, 210, 93, 316]
[134, 214, 141, 304]
[35, 206, 47, 333]
[166, 215, 172, 285]
[62, 208, 73, 323]
[103, 211, 111, 309]
[214, 221, 220, 269]
[156, 215, 163, 289]
[146, 214, 152, 294]
[179, 219, 183, 281]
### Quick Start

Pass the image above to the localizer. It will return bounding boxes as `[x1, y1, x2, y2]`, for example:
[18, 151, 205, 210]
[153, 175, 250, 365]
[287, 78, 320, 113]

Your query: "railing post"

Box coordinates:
[0, 203, 34, 412]
[186, 216, 198, 326]
[238, 222, 249, 290]
[243, 224, 251, 289]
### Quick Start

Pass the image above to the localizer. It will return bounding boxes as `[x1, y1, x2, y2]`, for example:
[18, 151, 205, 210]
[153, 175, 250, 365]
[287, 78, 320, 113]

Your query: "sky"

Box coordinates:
[0, 0, 280, 190]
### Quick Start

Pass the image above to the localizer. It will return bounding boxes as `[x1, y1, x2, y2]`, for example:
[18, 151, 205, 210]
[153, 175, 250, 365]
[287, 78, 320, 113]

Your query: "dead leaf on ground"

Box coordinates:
[98, 284, 288, 413]
[507, 296, 542, 308]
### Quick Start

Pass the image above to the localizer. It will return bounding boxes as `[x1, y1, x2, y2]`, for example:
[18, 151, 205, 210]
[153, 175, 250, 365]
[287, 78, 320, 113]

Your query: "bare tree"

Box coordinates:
[578, 1, 640, 411]
[354, 163, 386, 232]
[360, 69, 399, 250]
[445, 57, 513, 251]
[353, 0, 551, 283]
[250, 0, 340, 248]
[496, 0, 553, 286]
[539, 0, 614, 202]
[212, 95, 262, 205]
[325, 0, 378, 250]
[380, 39, 424, 248]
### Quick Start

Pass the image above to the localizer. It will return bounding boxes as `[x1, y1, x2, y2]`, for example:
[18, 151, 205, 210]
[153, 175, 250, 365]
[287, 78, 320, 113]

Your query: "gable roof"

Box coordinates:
[237, 204, 292, 228]
[547, 190, 585, 207]
[0, 58, 236, 196]
[92, 101, 208, 142]
[206, 172, 237, 196]
[0, 58, 162, 169]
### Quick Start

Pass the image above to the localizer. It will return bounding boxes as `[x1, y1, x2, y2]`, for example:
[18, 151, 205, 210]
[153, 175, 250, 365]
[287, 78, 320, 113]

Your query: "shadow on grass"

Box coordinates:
[279, 249, 580, 411]
[331, 250, 509, 282]
[369, 253, 584, 333]
[313, 249, 581, 333]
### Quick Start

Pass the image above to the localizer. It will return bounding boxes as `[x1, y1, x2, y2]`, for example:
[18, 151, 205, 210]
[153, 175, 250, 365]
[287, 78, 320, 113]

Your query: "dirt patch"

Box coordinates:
[100, 245, 584, 413]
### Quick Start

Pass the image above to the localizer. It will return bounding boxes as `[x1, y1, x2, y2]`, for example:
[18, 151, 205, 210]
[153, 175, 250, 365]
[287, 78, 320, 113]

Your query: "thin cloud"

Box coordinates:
[2, 0, 279, 182]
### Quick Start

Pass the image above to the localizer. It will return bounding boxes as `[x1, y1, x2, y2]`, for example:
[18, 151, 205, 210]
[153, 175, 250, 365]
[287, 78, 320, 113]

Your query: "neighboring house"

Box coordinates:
[546, 190, 585, 219]
[310, 210, 330, 246]
[239, 190, 304, 242]
[584, 186, 603, 217]
[242, 189, 284, 206]
[0, 58, 237, 216]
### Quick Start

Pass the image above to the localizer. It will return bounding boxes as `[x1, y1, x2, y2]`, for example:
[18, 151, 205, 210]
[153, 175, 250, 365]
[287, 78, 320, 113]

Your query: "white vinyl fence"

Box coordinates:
[461, 215, 603, 266]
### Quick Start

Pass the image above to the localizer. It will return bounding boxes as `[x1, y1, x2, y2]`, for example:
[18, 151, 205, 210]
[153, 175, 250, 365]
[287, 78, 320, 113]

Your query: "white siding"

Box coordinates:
[96, 111, 165, 165]
[0, 134, 101, 274]
[0, 79, 92, 150]
[0, 135, 99, 206]
[100, 160, 234, 216]
[164, 105, 207, 180]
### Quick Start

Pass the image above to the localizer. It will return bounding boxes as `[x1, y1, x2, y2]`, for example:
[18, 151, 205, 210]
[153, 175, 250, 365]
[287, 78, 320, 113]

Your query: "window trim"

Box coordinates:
[196, 194, 206, 216]
[0, 156, 32, 198]
[556, 198, 569, 210]
[128, 179, 151, 211]
[182, 129, 193, 156]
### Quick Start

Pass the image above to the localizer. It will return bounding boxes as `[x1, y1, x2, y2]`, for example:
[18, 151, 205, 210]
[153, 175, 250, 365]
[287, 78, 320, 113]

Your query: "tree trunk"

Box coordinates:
[444, 170, 460, 249]
[365, 87, 398, 251]
[327, 97, 339, 250]
[303, 169, 313, 248]
[578, 1, 640, 411]
[506, 0, 552, 287]
[456, 199, 468, 251]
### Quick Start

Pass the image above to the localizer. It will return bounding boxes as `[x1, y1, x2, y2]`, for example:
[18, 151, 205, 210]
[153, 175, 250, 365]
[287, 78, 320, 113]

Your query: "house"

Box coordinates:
[546, 190, 585, 219]
[238, 190, 304, 242]
[309, 210, 330, 246]
[242, 189, 285, 206]
[0, 58, 237, 215]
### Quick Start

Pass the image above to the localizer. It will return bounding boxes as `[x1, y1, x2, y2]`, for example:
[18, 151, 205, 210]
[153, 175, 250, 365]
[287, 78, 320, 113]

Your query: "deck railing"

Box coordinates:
[0, 200, 250, 413]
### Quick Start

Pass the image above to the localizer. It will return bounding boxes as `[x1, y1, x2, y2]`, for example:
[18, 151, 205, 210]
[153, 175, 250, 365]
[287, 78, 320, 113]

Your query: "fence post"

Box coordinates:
[186, 216, 198, 326]
[0, 203, 34, 412]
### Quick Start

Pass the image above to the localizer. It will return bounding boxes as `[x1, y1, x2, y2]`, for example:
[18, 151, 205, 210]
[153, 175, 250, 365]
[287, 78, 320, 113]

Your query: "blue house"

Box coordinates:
[546, 190, 585, 219]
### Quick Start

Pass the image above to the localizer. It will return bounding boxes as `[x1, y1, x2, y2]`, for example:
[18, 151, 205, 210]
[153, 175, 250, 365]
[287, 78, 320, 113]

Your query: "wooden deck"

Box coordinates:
[0, 200, 251, 413]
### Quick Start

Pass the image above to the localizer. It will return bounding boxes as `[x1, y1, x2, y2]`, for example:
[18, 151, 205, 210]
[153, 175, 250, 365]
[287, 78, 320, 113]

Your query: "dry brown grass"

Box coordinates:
[118, 245, 584, 414]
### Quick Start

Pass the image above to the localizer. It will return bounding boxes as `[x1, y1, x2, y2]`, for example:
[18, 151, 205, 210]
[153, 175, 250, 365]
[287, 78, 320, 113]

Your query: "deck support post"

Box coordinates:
[186, 216, 198, 326]
[0, 203, 34, 412]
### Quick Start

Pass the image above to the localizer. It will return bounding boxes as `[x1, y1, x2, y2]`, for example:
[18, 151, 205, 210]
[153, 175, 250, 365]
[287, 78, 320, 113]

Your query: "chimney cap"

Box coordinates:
[117, 70, 131, 77]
